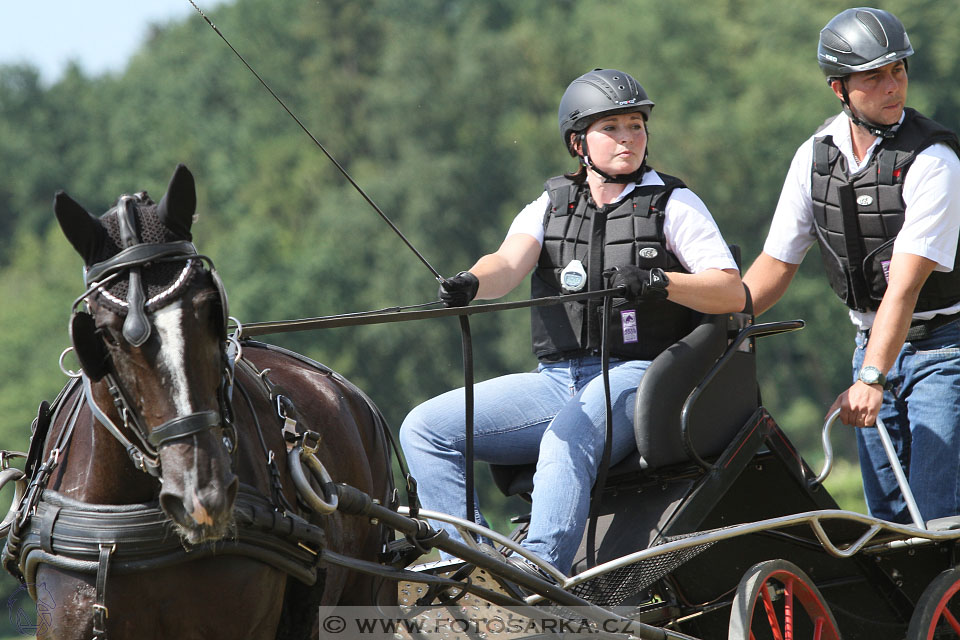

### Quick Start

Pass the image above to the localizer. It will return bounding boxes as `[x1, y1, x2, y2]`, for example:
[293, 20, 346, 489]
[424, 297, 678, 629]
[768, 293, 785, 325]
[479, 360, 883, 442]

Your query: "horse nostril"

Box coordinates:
[159, 491, 189, 525]
[193, 474, 239, 520]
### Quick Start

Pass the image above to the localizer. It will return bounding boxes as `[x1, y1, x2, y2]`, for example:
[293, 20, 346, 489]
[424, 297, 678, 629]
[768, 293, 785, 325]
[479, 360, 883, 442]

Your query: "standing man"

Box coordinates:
[743, 7, 960, 524]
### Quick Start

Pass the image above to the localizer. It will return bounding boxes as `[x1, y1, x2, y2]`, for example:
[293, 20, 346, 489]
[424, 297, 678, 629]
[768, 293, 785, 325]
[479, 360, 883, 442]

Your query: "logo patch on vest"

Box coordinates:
[857, 195, 874, 206]
[639, 248, 659, 259]
[882, 260, 891, 283]
[620, 310, 638, 344]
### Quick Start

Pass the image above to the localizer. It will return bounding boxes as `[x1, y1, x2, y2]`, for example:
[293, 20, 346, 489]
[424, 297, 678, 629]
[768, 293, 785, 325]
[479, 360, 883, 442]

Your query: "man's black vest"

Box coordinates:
[531, 171, 699, 362]
[811, 108, 960, 312]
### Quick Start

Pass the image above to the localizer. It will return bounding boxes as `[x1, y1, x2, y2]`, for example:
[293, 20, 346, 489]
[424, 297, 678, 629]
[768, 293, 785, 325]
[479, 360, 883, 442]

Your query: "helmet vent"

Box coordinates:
[856, 10, 888, 46]
[820, 29, 852, 53]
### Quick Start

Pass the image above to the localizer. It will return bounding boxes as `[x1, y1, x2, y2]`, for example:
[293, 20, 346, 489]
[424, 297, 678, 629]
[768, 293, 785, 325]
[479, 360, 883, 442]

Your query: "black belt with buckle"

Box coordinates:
[905, 311, 960, 342]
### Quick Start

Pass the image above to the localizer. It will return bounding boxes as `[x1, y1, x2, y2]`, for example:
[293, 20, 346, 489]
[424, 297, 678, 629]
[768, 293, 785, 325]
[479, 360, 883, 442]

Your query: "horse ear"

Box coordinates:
[54, 191, 106, 266]
[156, 164, 197, 240]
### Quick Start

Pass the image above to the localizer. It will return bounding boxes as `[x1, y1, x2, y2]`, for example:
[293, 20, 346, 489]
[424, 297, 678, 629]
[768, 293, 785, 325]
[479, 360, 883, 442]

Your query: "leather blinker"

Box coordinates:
[70, 312, 110, 382]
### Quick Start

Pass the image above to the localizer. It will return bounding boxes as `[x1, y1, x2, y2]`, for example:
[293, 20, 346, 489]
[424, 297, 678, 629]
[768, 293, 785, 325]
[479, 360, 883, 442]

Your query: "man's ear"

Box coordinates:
[829, 78, 845, 101]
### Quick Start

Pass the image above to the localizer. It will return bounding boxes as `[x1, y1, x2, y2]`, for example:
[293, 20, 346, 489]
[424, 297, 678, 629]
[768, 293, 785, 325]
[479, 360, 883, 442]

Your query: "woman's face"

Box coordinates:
[580, 112, 647, 176]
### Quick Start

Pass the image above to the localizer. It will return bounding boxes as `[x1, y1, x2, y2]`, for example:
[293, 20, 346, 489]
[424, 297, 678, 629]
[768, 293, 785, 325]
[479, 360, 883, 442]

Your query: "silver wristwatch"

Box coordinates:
[858, 365, 887, 388]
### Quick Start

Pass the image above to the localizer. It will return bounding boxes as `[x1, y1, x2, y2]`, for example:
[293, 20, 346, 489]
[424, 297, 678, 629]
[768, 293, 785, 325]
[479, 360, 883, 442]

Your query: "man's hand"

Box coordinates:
[438, 271, 480, 307]
[827, 381, 884, 428]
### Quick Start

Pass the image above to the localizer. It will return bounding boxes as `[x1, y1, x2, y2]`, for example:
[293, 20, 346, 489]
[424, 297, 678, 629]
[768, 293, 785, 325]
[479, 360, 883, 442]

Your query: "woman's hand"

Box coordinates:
[438, 271, 480, 307]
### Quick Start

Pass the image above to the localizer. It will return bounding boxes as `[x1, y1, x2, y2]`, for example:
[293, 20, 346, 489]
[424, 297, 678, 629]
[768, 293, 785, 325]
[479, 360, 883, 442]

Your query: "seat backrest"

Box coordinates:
[631, 302, 758, 470]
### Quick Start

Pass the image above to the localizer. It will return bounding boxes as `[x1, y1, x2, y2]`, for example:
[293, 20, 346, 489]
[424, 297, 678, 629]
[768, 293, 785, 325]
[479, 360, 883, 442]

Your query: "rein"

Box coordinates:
[236, 287, 625, 337]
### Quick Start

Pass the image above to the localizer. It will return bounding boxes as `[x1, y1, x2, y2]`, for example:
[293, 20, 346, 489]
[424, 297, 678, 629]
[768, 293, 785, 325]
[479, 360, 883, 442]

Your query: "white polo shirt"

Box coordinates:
[761, 111, 960, 328]
[506, 170, 738, 274]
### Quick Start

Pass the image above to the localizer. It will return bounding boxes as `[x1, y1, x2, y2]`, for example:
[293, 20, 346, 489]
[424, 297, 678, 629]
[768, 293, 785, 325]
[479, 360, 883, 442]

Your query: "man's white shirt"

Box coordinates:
[761, 112, 960, 327]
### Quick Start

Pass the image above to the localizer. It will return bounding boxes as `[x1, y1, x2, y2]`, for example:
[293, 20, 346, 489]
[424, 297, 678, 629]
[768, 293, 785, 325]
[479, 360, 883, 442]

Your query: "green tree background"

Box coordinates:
[0, 1, 957, 633]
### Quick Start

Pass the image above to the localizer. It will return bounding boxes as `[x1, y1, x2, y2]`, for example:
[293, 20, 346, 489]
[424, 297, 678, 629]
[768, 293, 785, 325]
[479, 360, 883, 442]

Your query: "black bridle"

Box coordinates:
[70, 237, 238, 477]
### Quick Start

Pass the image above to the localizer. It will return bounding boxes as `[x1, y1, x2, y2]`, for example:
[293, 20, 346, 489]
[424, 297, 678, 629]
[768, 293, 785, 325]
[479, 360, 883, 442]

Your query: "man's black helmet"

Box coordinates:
[818, 7, 913, 80]
[558, 69, 654, 155]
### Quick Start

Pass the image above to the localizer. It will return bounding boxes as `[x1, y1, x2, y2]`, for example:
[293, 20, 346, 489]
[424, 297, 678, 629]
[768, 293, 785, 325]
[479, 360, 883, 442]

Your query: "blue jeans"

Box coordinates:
[853, 320, 960, 523]
[399, 356, 650, 573]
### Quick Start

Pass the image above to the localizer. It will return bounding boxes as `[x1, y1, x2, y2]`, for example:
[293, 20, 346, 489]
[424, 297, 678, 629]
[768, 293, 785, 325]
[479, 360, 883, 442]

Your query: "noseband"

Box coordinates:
[68, 196, 237, 477]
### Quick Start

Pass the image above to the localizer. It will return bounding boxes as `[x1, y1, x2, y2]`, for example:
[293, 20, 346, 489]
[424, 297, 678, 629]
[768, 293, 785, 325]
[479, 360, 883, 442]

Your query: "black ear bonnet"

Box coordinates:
[58, 165, 229, 380]
[88, 192, 203, 317]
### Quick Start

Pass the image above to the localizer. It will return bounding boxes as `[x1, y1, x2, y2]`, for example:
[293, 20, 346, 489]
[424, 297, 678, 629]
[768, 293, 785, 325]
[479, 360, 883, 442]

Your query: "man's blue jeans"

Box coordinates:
[853, 320, 960, 523]
[399, 356, 649, 574]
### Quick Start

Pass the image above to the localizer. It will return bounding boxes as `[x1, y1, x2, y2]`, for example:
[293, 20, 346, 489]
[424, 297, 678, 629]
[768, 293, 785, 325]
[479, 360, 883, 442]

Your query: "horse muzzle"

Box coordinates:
[155, 411, 240, 544]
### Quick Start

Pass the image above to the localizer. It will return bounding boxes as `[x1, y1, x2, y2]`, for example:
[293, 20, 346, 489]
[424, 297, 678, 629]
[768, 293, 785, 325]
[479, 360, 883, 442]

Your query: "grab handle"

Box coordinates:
[814, 409, 925, 529]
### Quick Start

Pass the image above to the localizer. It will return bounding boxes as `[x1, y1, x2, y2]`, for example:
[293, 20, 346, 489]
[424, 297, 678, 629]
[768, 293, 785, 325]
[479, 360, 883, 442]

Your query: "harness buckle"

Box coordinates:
[301, 430, 321, 455]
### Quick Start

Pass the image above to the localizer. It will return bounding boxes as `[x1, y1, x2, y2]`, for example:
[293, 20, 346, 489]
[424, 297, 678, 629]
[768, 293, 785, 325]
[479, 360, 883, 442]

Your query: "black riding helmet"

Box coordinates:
[558, 69, 654, 183]
[818, 7, 914, 138]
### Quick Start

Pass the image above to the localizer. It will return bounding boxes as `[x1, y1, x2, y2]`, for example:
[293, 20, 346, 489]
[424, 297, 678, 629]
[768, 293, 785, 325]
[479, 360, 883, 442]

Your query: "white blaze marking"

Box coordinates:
[153, 303, 194, 414]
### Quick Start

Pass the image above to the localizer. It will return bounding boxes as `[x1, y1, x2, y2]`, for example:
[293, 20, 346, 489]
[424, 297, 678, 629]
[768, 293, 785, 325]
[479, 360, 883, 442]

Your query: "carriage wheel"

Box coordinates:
[907, 567, 960, 640]
[729, 559, 840, 640]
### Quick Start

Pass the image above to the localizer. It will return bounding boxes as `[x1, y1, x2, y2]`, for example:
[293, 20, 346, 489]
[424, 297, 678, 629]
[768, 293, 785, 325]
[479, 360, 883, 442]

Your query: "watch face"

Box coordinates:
[860, 367, 881, 384]
[560, 259, 587, 292]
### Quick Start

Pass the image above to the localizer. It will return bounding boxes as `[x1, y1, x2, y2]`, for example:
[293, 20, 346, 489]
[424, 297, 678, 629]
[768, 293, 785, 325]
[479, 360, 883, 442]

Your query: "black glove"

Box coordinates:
[438, 271, 480, 307]
[604, 266, 669, 300]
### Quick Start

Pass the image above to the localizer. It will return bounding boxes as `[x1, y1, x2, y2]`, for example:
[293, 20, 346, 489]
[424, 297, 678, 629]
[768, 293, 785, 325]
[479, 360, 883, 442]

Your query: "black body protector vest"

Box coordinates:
[531, 171, 699, 362]
[811, 108, 960, 312]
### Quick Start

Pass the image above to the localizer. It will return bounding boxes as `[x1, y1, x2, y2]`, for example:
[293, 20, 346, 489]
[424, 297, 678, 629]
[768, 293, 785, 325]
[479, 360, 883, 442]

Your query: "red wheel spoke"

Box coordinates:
[761, 581, 785, 640]
[731, 561, 840, 640]
[906, 567, 960, 640]
[784, 578, 795, 640]
[943, 607, 960, 636]
[813, 617, 825, 640]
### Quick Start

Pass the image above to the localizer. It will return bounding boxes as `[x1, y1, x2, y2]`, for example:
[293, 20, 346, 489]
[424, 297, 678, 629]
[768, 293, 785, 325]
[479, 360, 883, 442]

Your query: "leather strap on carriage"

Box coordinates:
[91, 543, 113, 640]
[231, 367, 296, 515]
[13, 383, 85, 547]
[24, 378, 81, 482]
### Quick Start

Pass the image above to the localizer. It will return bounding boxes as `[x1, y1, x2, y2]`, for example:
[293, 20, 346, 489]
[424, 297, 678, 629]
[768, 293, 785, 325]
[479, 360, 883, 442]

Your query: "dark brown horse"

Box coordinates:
[3, 164, 395, 639]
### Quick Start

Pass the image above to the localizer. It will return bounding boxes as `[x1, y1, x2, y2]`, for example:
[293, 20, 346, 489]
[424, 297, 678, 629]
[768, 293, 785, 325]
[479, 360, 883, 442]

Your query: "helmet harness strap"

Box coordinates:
[576, 132, 648, 184]
[837, 78, 901, 140]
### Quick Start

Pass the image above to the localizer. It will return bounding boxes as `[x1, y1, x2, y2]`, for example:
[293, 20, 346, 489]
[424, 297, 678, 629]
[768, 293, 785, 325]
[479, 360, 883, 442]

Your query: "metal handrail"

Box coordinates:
[813, 409, 925, 529]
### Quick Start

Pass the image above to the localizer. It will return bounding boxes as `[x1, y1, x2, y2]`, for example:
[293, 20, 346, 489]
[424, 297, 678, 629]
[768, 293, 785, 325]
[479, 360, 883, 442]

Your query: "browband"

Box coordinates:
[84, 241, 199, 286]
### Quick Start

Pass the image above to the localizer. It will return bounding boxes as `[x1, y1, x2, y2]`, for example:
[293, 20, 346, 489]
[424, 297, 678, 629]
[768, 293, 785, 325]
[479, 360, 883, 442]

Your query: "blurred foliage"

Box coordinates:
[0, 0, 954, 622]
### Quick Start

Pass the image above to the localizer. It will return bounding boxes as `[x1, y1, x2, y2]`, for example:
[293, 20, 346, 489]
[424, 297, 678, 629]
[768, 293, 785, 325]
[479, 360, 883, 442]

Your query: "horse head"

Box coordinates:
[54, 164, 239, 544]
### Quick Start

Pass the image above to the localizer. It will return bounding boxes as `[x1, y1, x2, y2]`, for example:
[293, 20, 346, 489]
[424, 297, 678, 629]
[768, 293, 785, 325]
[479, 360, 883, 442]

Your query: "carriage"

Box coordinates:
[374, 302, 960, 640]
[2, 165, 959, 640]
